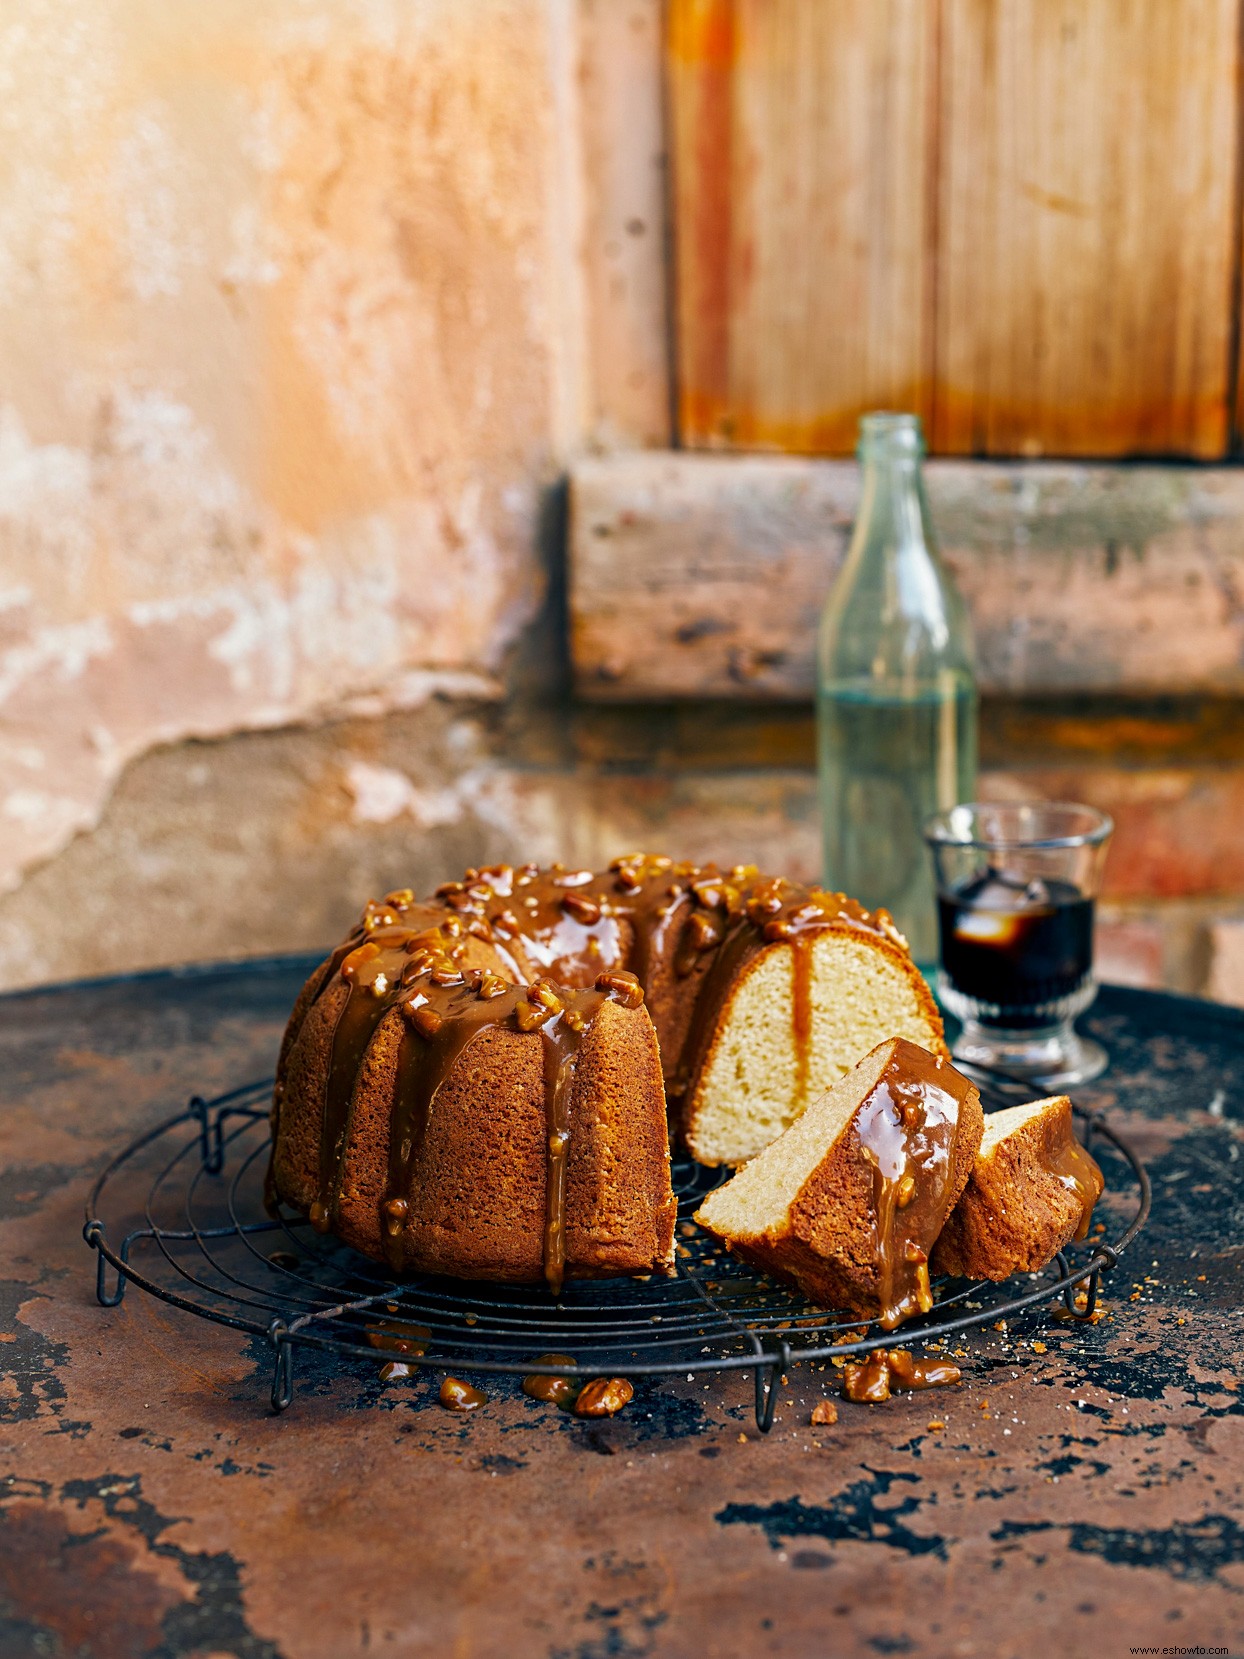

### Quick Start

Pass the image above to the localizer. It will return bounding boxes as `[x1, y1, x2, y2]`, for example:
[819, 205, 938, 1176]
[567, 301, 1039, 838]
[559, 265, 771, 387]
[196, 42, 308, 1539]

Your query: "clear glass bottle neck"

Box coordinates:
[818, 412, 974, 685]
[852, 450, 933, 561]
[855, 418, 929, 529]
[859, 450, 922, 476]
[857, 413, 924, 467]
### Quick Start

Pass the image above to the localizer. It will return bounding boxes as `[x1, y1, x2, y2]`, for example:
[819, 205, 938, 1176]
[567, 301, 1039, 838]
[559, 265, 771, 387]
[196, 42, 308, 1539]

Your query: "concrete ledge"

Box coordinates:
[569, 453, 1244, 699]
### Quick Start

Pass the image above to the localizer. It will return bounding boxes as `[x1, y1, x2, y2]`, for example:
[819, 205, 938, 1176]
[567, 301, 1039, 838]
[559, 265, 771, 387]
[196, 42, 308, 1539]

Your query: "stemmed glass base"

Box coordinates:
[949, 1019, 1109, 1090]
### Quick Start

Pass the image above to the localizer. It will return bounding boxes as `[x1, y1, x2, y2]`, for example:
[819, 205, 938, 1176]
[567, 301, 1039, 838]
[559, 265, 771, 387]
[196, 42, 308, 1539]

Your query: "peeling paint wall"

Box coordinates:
[0, 0, 585, 904]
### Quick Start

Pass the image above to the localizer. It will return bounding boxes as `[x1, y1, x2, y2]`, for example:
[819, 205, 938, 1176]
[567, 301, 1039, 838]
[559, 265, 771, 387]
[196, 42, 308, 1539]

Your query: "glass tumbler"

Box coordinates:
[923, 802, 1114, 1087]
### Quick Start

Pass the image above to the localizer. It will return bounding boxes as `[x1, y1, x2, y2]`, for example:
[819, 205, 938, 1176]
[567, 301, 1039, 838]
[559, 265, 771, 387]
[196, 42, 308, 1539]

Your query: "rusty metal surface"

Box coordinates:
[1, 960, 1241, 1658]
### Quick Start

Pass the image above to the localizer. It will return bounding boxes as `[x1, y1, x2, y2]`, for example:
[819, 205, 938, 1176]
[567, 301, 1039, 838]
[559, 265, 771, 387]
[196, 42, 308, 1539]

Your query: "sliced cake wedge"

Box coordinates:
[694, 1037, 984, 1329]
[931, 1095, 1104, 1281]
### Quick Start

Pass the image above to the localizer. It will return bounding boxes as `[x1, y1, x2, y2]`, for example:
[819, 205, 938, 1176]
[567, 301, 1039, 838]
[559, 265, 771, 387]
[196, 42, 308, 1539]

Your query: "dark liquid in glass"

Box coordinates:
[937, 872, 1093, 1027]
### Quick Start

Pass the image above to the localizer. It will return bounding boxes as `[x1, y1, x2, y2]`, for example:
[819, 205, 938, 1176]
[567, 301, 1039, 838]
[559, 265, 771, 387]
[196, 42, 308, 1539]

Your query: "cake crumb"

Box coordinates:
[811, 1400, 838, 1426]
[1031, 1341, 1047, 1354]
[737, 1432, 748, 1443]
[927, 1419, 945, 1432]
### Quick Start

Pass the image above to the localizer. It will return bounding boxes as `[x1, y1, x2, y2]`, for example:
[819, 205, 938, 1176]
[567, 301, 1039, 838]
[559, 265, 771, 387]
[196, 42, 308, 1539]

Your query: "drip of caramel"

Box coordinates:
[540, 1017, 578, 1296]
[854, 1042, 973, 1330]
[522, 1354, 579, 1406]
[439, 1376, 487, 1411]
[1044, 1128, 1102, 1240]
[842, 1348, 962, 1403]
[364, 1320, 430, 1357]
[790, 934, 814, 1107]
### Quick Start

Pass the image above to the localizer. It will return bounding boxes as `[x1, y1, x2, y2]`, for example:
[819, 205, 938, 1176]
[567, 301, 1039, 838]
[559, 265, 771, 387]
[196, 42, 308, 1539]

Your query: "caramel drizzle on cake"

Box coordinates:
[853, 1046, 965, 1330]
[276, 854, 902, 1293]
[1042, 1130, 1102, 1240]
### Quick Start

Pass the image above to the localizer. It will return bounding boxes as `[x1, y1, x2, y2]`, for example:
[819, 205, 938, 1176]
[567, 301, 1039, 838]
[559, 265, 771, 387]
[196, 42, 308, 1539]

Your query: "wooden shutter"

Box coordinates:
[668, 0, 1242, 458]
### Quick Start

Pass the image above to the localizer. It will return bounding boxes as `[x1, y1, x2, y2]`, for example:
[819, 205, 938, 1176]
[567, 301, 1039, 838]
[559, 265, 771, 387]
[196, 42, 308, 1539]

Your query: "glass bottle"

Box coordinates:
[817, 412, 978, 967]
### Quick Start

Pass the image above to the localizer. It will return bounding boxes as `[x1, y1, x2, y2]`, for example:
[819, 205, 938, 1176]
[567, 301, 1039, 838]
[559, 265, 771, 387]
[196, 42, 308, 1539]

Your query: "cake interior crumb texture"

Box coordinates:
[693, 1043, 893, 1242]
[688, 932, 945, 1166]
[979, 1097, 1063, 1154]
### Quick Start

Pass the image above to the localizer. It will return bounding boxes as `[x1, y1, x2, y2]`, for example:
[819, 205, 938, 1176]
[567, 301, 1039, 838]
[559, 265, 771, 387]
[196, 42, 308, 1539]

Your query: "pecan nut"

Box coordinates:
[528, 979, 564, 1015]
[574, 1377, 634, 1417]
[594, 970, 644, 1008]
[405, 1002, 444, 1038]
[562, 891, 603, 925]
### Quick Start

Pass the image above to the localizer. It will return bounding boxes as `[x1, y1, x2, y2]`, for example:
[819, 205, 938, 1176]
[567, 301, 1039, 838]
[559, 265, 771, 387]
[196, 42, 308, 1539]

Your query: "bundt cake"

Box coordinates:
[931, 1094, 1104, 1281]
[693, 1038, 984, 1328]
[268, 854, 946, 1291]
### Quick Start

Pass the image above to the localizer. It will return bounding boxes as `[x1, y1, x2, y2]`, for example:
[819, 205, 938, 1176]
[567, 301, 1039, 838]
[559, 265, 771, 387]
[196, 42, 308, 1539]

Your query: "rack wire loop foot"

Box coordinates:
[83, 1219, 128, 1306]
[753, 1340, 792, 1433]
[1073, 1268, 1101, 1321]
[191, 1094, 225, 1176]
[269, 1318, 293, 1413]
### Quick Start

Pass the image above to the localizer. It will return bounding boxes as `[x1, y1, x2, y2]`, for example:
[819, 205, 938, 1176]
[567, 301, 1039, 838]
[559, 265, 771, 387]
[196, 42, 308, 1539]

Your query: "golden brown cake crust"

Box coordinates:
[931, 1096, 1104, 1281]
[320, 998, 674, 1282]
[271, 960, 674, 1286]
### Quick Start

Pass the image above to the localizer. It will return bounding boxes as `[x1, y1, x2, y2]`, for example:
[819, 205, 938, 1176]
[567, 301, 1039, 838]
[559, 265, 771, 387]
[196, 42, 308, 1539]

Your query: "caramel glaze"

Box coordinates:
[270, 856, 903, 1293]
[364, 1320, 430, 1357]
[854, 1041, 977, 1331]
[1044, 1122, 1104, 1241]
[522, 1354, 579, 1406]
[439, 1376, 487, 1411]
[842, 1348, 963, 1403]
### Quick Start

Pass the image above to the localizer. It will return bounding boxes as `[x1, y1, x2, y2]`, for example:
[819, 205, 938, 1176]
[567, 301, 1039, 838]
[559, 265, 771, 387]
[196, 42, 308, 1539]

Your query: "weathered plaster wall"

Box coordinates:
[0, 702, 821, 986]
[0, 0, 588, 902]
[1, 673, 1240, 999]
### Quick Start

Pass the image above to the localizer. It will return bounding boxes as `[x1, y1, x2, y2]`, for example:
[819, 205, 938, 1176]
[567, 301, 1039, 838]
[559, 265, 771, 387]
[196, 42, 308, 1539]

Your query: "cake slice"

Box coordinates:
[931, 1095, 1104, 1281]
[694, 1037, 984, 1329]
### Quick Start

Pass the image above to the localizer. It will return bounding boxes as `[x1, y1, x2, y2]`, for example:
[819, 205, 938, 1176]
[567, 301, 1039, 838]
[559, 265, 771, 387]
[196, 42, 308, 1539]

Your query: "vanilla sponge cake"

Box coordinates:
[269, 857, 947, 1289]
[682, 930, 948, 1166]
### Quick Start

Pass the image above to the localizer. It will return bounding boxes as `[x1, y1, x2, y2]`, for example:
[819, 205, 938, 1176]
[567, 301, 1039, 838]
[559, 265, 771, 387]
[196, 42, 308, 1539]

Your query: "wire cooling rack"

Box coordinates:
[83, 1076, 1150, 1431]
